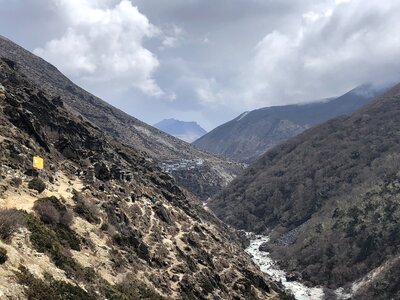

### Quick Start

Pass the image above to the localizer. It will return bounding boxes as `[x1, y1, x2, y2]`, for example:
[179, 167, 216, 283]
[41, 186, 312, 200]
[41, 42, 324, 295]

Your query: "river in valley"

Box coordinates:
[245, 235, 325, 300]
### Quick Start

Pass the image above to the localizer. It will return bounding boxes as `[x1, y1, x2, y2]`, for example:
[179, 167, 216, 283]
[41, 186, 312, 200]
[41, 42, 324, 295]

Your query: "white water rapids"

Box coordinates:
[245, 235, 325, 300]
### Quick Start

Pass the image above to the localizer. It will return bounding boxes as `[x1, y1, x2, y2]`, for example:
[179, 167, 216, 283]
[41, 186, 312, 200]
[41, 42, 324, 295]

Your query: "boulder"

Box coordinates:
[94, 162, 111, 180]
[155, 205, 174, 225]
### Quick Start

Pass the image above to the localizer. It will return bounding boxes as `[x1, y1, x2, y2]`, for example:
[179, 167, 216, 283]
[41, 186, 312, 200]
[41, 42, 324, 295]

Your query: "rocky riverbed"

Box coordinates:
[245, 235, 325, 300]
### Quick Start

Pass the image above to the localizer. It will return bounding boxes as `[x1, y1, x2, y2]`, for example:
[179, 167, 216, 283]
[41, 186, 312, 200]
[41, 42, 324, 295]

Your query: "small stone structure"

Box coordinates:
[86, 165, 95, 183]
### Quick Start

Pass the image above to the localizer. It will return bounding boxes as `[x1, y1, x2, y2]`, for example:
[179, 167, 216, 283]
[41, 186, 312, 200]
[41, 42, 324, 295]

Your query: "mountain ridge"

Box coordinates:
[193, 84, 386, 163]
[0, 35, 243, 201]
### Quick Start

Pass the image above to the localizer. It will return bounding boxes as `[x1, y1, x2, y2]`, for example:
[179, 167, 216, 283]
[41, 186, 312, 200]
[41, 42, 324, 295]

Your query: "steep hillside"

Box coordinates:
[209, 83, 400, 296]
[194, 85, 384, 163]
[0, 58, 292, 299]
[154, 119, 207, 143]
[0, 35, 243, 201]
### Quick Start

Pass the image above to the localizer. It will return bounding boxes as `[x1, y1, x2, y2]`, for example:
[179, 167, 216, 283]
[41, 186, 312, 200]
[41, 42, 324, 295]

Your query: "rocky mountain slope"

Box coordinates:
[0, 35, 243, 201]
[0, 57, 293, 299]
[154, 119, 207, 143]
[194, 85, 385, 163]
[209, 83, 400, 298]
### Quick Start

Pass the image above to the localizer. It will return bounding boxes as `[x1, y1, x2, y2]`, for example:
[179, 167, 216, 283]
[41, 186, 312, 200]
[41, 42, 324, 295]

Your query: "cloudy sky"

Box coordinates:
[1, 0, 400, 130]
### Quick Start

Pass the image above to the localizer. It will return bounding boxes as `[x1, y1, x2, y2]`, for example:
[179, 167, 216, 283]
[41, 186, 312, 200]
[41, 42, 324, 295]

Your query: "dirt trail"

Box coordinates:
[0, 173, 83, 212]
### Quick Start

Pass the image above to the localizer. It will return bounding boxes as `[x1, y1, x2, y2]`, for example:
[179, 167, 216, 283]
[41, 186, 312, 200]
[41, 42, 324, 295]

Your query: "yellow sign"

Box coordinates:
[32, 156, 44, 170]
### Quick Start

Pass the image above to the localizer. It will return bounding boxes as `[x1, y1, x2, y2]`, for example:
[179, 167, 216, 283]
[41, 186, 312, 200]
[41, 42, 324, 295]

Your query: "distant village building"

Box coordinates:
[160, 158, 204, 173]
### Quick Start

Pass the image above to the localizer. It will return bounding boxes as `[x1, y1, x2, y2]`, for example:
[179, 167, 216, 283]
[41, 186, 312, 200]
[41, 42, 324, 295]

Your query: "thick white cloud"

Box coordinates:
[122, 0, 400, 118]
[34, 0, 163, 97]
[237, 0, 400, 107]
[2, 0, 400, 128]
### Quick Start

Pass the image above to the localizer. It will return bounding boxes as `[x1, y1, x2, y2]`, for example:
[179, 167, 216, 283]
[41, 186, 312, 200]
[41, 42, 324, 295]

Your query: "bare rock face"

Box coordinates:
[0, 58, 293, 299]
[155, 204, 174, 225]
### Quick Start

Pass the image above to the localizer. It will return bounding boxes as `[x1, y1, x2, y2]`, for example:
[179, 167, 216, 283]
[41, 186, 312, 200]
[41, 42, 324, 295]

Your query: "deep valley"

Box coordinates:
[1, 2, 400, 299]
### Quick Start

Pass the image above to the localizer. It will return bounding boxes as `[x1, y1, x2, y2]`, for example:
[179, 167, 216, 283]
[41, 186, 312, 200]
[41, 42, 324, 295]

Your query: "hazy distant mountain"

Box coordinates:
[193, 85, 387, 163]
[154, 119, 207, 143]
[209, 83, 400, 297]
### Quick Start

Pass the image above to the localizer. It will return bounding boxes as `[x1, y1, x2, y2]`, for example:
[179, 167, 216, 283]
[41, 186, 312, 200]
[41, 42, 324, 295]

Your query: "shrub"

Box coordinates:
[29, 204, 80, 251]
[33, 196, 73, 226]
[112, 232, 150, 262]
[26, 214, 82, 277]
[53, 224, 81, 251]
[34, 201, 60, 224]
[28, 178, 46, 193]
[100, 223, 109, 231]
[110, 274, 165, 300]
[49, 277, 96, 300]
[97, 273, 164, 300]
[72, 193, 100, 224]
[0, 247, 7, 264]
[0, 209, 26, 241]
[16, 266, 96, 300]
